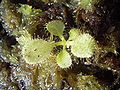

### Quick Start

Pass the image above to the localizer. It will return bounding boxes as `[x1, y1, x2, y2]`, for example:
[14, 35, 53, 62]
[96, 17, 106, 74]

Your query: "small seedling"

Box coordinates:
[46, 20, 97, 68]
[18, 20, 97, 68]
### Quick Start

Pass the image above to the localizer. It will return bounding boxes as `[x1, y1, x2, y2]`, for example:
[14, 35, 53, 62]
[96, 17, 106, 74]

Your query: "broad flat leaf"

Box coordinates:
[56, 49, 72, 68]
[22, 39, 54, 64]
[46, 20, 65, 37]
[71, 33, 96, 58]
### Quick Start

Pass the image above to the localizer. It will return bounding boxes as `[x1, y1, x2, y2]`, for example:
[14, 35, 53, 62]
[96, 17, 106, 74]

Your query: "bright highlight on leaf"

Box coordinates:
[46, 20, 65, 37]
[56, 49, 72, 68]
[70, 33, 96, 58]
[22, 39, 54, 64]
[68, 28, 80, 41]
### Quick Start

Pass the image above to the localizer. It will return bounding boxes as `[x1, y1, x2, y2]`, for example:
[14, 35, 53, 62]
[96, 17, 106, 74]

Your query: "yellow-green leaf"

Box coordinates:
[46, 20, 65, 37]
[71, 33, 96, 58]
[56, 49, 72, 68]
[22, 39, 54, 64]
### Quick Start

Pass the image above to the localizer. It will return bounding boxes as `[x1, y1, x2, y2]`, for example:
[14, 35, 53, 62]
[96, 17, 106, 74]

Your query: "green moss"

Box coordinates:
[18, 4, 43, 16]
[1, 41, 19, 64]
[80, 0, 98, 11]
[41, 0, 65, 3]
[17, 4, 44, 35]
[18, 4, 32, 16]
[71, 0, 99, 12]
[0, 0, 21, 31]
[76, 74, 108, 90]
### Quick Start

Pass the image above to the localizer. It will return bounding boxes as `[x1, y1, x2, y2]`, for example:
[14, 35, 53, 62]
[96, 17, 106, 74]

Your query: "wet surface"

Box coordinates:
[0, 0, 120, 89]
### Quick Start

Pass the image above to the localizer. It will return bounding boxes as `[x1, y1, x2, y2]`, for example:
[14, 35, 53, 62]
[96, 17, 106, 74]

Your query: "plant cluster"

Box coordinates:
[17, 20, 97, 68]
[1, 0, 120, 89]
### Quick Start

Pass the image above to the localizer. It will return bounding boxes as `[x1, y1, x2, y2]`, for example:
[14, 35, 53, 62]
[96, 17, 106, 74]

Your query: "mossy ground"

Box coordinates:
[0, 0, 120, 89]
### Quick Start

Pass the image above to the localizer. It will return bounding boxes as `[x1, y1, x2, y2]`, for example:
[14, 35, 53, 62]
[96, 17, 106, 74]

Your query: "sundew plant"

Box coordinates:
[18, 20, 97, 68]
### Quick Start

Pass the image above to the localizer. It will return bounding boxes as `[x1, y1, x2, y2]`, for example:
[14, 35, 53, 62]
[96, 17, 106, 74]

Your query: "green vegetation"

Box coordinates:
[46, 20, 97, 68]
[69, 31, 97, 58]
[71, 0, 99, 12]
[76, 73, 108, 90]
[46, 20, 65, 38]
[16, 20, 97, 68]
[18, 4, 43, 17]
[80, 0, 98, 11]
[18, 4, 32, 16]
[1, 0, 120, 89]
[22, 39, 54, 64]
[17, 4, 44, 35]
[56, 49, 72, 68]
